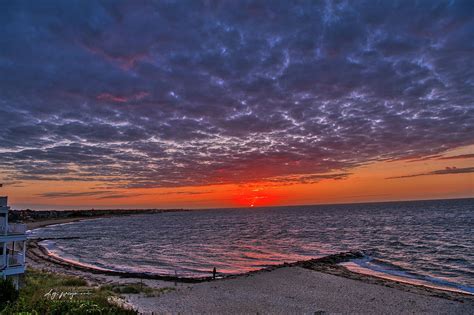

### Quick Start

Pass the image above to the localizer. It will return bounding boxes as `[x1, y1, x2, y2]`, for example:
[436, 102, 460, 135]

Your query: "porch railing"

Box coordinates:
[0, 253, 25, 270]
[7, 253, 25, 267]
[8, 223, 27, 235]
[0, 223, 27, 235]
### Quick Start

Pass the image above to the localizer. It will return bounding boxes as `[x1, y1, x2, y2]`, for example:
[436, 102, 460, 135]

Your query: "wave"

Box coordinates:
[342, 255, 474, 295]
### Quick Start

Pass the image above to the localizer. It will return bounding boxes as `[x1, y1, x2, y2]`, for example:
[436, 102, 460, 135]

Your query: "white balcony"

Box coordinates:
[0, 253, 25, 277]
[0, 223, 27, 236]
[0, 197, 8, 213]
[1, 249, 26, 277]
[7, 253, 25, 267]
[0, 255, 25, 277]
[8, 223, 27, 235]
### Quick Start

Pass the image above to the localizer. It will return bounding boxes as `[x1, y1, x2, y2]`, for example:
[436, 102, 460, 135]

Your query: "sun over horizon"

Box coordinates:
[4, 143, 473, 210]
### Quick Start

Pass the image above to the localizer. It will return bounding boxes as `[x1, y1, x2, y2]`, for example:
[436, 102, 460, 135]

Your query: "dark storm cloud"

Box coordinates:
[1, 0, 473, 188]
[386, 166, 474, 179]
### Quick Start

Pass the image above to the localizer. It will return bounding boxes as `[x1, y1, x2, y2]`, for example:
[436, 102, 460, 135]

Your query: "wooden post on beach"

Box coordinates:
[213, 267, 216, 280]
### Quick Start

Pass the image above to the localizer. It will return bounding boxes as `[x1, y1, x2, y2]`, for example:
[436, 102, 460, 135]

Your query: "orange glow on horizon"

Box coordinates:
[1, 145, 473, 210]
[233, 187, 281, 208]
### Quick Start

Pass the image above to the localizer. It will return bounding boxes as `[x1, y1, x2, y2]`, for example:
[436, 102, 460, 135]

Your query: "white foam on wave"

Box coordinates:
[38, 240, 113, 272]
[341, 259, 474, 295]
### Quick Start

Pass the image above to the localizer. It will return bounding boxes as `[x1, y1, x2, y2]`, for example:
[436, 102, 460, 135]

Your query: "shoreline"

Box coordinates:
[26, 215, 474, 313]
[27, 216, 99, 230]
[28, 237, 474, 299]
[16, 208, 189, 230]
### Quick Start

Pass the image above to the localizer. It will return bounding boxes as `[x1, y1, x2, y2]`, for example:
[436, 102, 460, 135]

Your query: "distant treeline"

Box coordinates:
[9, 208, 188, 222]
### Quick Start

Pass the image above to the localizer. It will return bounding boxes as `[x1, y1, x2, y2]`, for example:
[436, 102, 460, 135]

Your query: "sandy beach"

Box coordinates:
[25, 216, 474, 314]
[127, 267, 474, 314]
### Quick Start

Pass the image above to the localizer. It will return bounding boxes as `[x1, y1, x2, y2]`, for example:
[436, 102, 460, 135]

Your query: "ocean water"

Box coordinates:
[30, 198, 474, 294]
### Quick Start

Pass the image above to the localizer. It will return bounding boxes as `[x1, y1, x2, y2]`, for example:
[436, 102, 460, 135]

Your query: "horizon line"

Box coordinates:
[11, 196, 474, 212]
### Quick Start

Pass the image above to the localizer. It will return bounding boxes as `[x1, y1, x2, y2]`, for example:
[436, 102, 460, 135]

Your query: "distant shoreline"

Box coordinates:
[14, 196, 474, 214]
[27, 216, 100, 230]
[13, 208, 189, 229]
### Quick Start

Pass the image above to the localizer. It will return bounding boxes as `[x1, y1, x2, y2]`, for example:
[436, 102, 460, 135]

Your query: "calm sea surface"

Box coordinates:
[30, 198, 474, 293]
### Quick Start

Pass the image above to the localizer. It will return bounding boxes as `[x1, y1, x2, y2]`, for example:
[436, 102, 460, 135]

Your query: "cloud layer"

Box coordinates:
[386, 166, 474, 179]
[1, 1, 473, 188]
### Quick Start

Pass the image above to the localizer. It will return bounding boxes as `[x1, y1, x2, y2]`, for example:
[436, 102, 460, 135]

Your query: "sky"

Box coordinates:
[0, 0, 473, 210]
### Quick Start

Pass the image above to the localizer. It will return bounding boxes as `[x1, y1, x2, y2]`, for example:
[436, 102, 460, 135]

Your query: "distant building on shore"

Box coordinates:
[0, 196, 27, 289]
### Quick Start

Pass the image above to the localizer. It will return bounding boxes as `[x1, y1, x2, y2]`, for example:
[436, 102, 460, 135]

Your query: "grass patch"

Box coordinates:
[60, 277, 88, 287]
[0, 269, 136, 314]
[151, 287, 176, 297]
[100, 283, 175, 298]
[101, 283, 154, 295]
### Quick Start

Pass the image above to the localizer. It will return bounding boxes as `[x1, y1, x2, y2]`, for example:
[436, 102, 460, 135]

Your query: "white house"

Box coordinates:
[0, 196, 27, 289]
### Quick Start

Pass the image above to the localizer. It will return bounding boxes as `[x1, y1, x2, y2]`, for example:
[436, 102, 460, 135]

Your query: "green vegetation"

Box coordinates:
[0, 279, 19, 309]
[60, 277, 88, 287]
[0, 269, 137, 315]
[102, 283, 175, 298]
[154, 287, 176, 295]
[102, 283, 154, 295]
